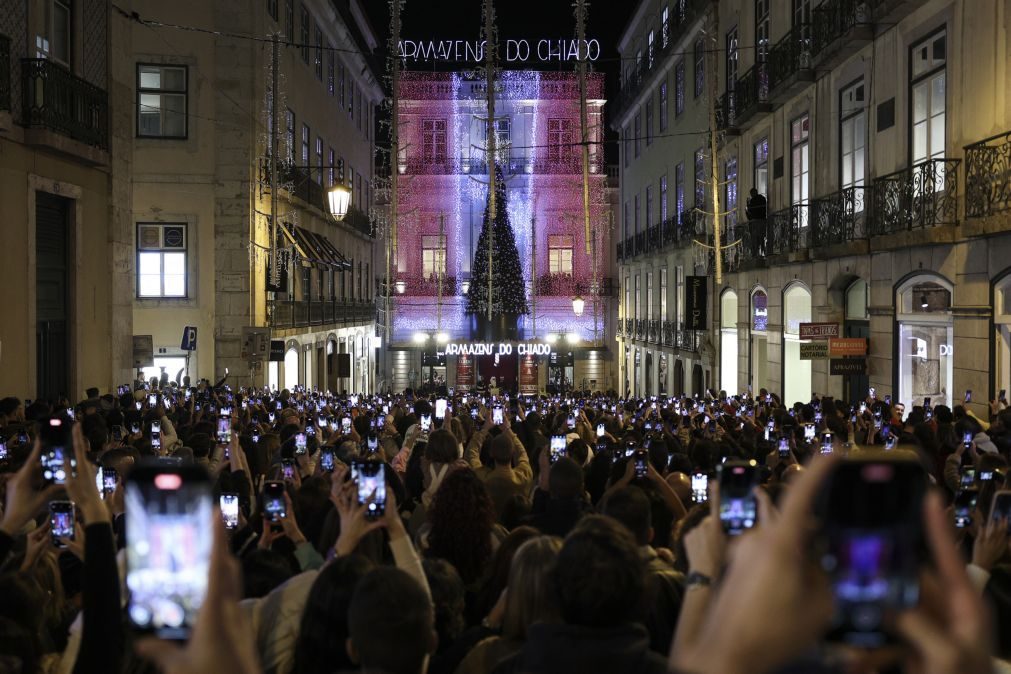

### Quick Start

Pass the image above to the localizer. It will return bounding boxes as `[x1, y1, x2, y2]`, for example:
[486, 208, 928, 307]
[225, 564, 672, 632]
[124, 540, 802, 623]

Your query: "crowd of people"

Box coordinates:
[1, 381, 1010, 674]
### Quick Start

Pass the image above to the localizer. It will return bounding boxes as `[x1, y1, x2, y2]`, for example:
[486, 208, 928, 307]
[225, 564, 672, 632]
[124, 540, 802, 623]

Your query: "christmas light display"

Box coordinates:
[467, 165, 529, 316]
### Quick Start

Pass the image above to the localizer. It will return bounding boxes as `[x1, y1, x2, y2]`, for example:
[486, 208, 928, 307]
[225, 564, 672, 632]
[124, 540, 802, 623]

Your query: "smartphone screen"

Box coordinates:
[991, 491, 1011, 533]
[294, 433, 307, 455]
[151, 421, 162, 450]
[549, 435, 566, 463]
[341, 417, 352, 434]
[804, 424, 816, 442]
[818, 458, 926, 647]
[262, 481, 287, 523]
[367, 435, 378, 453]
[126, 464, 213, 639]
[719, 461, 758, 536]
[49, 500, 75, 547]
[691, 472, 709, 504]
[596, 423, 605, 438]
[220, 493, 239, 530]
[953, 489, 978, 529]
[355, 461, 386, 519]
[821, 432, 834, 455]
[634, 449, 649, 478]
[103, 467, 118, 495]
[778, 437, 790, 457]
[148, 394, 157, 408]
[281, 459, 296, 481]
[435, 399, 447, 419]
[493, 408, 504, 425]
[320, 449, 336, 472]
[0, 439, 7, 461]
[40, 418, 74, 486]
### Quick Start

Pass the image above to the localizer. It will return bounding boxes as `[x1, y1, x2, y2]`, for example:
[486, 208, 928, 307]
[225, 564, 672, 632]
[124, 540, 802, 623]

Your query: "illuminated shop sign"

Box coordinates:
[444, 342, 553, 357]
[398, 39, 601, 63]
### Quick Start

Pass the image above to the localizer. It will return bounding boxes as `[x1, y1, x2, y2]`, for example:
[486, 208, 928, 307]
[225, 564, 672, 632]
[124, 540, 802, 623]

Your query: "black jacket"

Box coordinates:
[492, 622, 668, 674]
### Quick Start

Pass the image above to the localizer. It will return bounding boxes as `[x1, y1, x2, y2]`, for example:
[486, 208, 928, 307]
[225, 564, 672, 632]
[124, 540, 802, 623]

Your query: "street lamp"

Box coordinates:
[395, 280, 406, 294]
[461, 280, 470, 295]
[327, 184, 352, 221]
[572, 295, 585, 316]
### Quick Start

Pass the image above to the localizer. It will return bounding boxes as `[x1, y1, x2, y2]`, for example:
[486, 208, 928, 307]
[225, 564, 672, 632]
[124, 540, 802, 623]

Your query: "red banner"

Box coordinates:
[455, 353, 475, 391]
[829, 338, 868, 357]
[519, 354, 539, 396]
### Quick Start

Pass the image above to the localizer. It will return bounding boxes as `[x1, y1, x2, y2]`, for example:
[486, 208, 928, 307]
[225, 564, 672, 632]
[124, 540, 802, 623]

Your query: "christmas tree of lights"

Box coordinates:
[466, 165, 529, 317]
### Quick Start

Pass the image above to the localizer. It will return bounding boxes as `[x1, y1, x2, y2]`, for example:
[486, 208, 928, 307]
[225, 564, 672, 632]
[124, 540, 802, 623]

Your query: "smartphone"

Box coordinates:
[281, 458, 296, 481]
[126, 463, 213, 640]
[884, 395, 891, 406]
[691, 472, 709, 504]
[103, 467, 119, 495]
[718, 461, 758, 536]
[16, 430, 29, 446]
[596, 423, 605, 438]
[208, 416, 228, 447]
[953, 489, 979, 529]
[884, 435, 898, 450]
[355, 461, 386, 519]
[777, 437, 790, 457]
[262, 481, 287, 523]
[294, 433, 307, 455]
[0, 439, 7, 461]
[868, 387, 876, 399]
[342, 417, 352, 434]
[634, 449, 649, 478]
[320, 448, 336, 472]
[549, 435, 566, 464]
[268, 412, 276, 423]
[367, 435, 379, 453]
[817, 456, 927, 647]
[49, 500, 75, 548]
[151, 420, 162, 450]
[40, 418, 75, 486]
[567, 414, 576, 430]
[492, 407, 504, 426]
[1001, 390, 1008, 403]
[963, 431, 974, 451]
[435, 399, 447, 420]
[804, 424, 816, 442]
[765, 420, 776, 442]
[992, 491, 1011, 532]
[305, 425, 316, 437]
[147, 394, 157, 408]
[220, 493, 239, 530]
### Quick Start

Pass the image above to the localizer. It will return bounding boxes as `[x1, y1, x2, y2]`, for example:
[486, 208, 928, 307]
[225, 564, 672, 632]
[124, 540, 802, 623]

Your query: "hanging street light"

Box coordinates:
[572, 295, 585, 316]
[327, 184, 352, 221]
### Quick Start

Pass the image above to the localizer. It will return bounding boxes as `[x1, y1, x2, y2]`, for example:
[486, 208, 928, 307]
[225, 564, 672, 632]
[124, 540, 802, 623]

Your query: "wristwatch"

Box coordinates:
[685, 571, 713, 589]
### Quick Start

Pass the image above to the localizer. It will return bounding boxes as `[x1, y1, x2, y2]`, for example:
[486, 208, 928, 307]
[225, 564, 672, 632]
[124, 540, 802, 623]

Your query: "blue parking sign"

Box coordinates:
[181, 326, 198, 351]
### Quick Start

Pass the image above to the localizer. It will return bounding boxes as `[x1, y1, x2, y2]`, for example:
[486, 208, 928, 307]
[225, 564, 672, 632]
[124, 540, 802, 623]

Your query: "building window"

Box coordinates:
[285, 0, 294, 43]
[726, 27, 739, 92]
[492, 118, 511, 156]
[300, 7, 310, 63]
[675, 162, 685, 224]
[791, 113, 810, 226]
[634, 111, 641, 157]
[624, 276, 631, 320]
[623, 125, 630, 167]
[783, 283, 813, 405]
[647, 272, 654, 320]
[660, 267, 668, 320]
[694, 38, 704, 98]
[840, 79, 866, 209]
[794, 0, 811, 43]
[548, 118, 573, 161]
[725, 155, 738, 235]
[548, 235, 574, 275]
[339, 62, 346, 108]
[349, 82, 355, 118]
[645, 96, 653, 146]
[137, 223, 187, 298]
[675, 61, 685, 116]
[137, 65, 187, 138]
[634, 193, 641, 235]
[623, 201, 630, 240]
[328, 147, 335, 186]
[301, 124, 310, 166]
[35, 0, 72, 64]
[315, 137, 323, 185]
[635, 275, 641, 320]
[660, 175, 668, 224]
[754, 136, 769, 197]
[645, 185, 654, 230]
[694, 148, 705, 208]
[422, 235, 446, 278]
[897, 275, 953, 412]
[659, 83, 668, 132]
[285, 109, 295, 163]
[661, 5, 670, 48]
[422, 119, 447, 162]
[267, 0, 278, 21]
[911, 28, 946, 165]
[755, 0, 770, 61]
[314, 24, 323, 79]
[327, 48, 335, 95]
[675, 265, 685, 326]
[647, 29, 655, 69]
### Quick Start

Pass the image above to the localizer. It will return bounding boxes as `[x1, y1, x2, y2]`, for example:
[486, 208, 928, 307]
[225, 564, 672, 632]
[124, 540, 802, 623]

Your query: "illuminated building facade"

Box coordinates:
[388, 70, 618, 393]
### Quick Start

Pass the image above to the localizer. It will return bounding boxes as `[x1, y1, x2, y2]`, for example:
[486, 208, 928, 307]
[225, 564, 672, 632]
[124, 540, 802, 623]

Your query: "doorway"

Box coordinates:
[36, 192, 70, 401]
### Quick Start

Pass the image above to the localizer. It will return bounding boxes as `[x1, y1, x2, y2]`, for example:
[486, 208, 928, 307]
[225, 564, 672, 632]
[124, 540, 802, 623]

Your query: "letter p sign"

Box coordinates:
[181, 326, 198, 351]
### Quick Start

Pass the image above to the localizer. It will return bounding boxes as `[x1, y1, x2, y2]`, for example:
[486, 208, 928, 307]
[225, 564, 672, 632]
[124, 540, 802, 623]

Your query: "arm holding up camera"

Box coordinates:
[671, 489, 725, 657]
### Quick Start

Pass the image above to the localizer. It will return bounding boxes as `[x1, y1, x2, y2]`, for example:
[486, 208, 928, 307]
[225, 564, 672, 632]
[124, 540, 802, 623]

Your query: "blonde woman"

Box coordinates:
[455, 536, 562, 674]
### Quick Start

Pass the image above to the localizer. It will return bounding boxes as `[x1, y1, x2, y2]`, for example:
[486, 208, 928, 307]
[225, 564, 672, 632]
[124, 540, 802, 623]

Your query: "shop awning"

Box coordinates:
[276, 222, 351, 270]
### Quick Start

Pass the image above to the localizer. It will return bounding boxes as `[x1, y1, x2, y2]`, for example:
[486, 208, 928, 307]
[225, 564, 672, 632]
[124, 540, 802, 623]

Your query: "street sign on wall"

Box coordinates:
[180, 326, 198, 351]
[830, 358, 867, 375]
[799, 342, 830, 360]
[799, 322, 839, 339]
[829, 338, 867, 357]
[132, 335, 153, 369]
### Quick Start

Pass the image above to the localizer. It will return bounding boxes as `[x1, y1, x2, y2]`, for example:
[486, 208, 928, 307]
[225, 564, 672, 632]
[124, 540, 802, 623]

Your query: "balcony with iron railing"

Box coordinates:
[401, 154, 597, 176]
[766, 24, 815, 105]
[21, 57, 108, 150]
[618, 316, 701, 354]
[811, 0, 875, 68]
[0, 34, 10, 114]
[870, 158, 961, 237]
[617, 211, 706, 261]
[808, 186, 871, 253]
[965, 131, 1011, 234]
[722, 63, 771, 132]
[262, 160, 376, 238]
[268, 297, 376, 330]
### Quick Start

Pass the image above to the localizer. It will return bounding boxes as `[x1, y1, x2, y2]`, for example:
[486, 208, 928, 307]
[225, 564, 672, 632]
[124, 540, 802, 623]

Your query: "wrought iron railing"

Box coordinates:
[812, 0, 874, 56]
[734, 204, 809, 266]
[0, 34, 9, 113]
[870, 158, 960, 235]
[620, 211, 706, 260]
[403, 154, 594, 176]
[21, 58, 108, 148]
[648, 319, 660, 343]
[767, 24, 813, 93]
[965, 131, 1011, 220]
[392, 275, 459, 297]
[810, 186, 870, 246]
[734, 63, 769, 120]
[717, 91, 736, 130]
[268, 298, 375, 329]
[535, 274, 613, 297]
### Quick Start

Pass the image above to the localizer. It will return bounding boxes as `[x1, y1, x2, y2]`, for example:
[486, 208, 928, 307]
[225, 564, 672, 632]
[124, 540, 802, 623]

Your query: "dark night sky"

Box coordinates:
[361, 0, 635, 162]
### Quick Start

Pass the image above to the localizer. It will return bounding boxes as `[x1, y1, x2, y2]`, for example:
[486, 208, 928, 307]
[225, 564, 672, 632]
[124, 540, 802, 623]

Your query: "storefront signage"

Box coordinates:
[799, 342, 829, 360]
[456, 353, 475, 391]
[799, 322, 839, 340]
[829, 338, 868, 357]
[753, 292, 768, 332]
[830, 358, 867, 375]
[519, 354, 539, 396]
[685, 276, 708, 330]
[444, 342, 553, 357]
[398, 38, 601, 63]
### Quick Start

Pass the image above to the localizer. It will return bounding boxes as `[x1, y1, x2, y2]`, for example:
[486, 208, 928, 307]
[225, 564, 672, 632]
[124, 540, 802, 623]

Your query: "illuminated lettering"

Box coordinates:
[402, 38, 600, 63]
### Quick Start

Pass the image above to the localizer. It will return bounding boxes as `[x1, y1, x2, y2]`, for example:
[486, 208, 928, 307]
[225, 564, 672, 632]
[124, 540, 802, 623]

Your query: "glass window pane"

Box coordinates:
[913, 84, 927, 122]
[163, 253, 186, 276]
[931, 114, 945, 156]
[854, 151, 865, 184]
[163, 67, 186, 91]
[139, 275, 161, 296]
[931, 74, 945, 115]
[163, 274, 186, 296]
[842, 121, 853, 154]
[139, 252, 161, 276]
[854, 113, 866, 147]
[913, 122, 927, 163]
[139, 67, 161, 89]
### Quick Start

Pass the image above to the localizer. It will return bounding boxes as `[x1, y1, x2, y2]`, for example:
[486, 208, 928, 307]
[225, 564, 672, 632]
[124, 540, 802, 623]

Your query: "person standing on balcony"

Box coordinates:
[746, 188, 768, 258]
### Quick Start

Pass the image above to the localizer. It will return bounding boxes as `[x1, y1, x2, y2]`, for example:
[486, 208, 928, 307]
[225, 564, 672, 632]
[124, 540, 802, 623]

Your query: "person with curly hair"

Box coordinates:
[422, 468, 503, 589]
